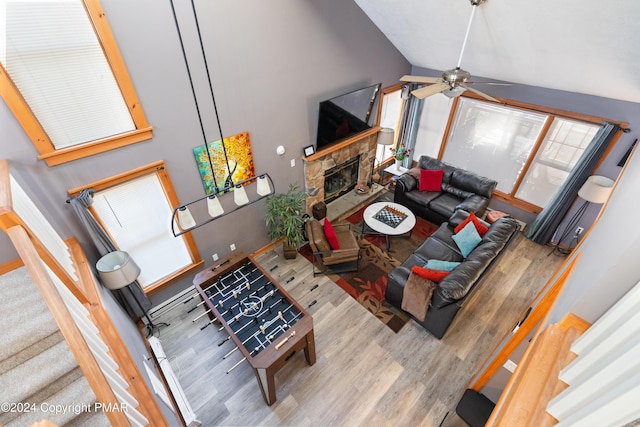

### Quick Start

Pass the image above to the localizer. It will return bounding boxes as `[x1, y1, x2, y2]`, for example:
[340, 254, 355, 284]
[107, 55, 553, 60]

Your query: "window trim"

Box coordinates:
[439, 93, 628, 213]
[1, 0, 152, 167]
[68, 161, 203, 295]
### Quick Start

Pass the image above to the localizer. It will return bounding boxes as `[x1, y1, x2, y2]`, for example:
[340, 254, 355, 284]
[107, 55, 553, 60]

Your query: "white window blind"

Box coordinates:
[0, 0, 135, 149]
[92, 174, 192, 287]
[515, 118, 598, 207]
[443, 98, 547, 194]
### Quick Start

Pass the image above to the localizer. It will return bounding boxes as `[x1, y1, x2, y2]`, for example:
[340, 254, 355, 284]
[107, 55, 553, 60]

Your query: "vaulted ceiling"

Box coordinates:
[354, 0, 640, 103]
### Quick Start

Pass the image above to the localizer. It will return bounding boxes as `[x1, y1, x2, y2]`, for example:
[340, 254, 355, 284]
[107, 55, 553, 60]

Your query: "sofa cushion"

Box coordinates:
[414, 235, 463, 262]
[418, 156, 456, 184]
[420, 169, 444, 192]
[435, 260, 485, 307]
[452, 222, 482, 257]
[428, 193, 462, 218]
[411, 266, 449, 282]
[441, 183, 474, 199]
[323, 219, 340, 250]
[425, 259, 461, 271]
[450, 169, 496, 198]
[454, 211, 489, 237]
[405, 189, 441, 207]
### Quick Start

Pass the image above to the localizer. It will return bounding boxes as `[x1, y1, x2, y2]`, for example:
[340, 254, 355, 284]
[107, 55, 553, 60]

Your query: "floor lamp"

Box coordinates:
[370, 127, 395, 185]
[552, 175, 614, 255]
[96, 251, 169, 336]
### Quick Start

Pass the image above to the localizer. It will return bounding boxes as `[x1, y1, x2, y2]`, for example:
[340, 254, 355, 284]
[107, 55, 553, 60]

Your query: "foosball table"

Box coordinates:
[193, 251, 315, 405]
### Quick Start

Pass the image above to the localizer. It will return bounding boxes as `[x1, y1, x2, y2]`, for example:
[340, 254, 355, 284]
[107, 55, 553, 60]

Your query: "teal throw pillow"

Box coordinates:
[452, 221, 482, 257]
[425, 259, 461, 272]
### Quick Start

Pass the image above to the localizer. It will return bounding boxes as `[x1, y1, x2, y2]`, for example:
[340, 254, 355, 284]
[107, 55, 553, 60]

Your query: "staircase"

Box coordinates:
[0, 267, 110, 427]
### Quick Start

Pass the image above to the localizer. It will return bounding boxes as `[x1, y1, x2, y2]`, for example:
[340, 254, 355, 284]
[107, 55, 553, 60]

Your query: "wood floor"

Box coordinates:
[155, 232, 563, 426]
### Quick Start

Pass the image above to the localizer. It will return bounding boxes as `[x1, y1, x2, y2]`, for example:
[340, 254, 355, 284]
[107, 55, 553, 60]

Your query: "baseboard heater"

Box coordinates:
[148, 336, 200, 427]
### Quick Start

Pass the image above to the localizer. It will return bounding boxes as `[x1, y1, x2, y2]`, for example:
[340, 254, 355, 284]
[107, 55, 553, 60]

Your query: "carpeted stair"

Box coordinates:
[0, 267, 110, 426]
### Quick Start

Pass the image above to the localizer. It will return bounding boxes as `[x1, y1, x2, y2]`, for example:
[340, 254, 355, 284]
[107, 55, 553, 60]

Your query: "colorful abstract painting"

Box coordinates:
[193, 131, 255, 195]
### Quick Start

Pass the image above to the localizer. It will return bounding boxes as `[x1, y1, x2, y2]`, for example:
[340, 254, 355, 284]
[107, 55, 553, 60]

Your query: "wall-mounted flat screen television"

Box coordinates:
[315, 83, 381, 151]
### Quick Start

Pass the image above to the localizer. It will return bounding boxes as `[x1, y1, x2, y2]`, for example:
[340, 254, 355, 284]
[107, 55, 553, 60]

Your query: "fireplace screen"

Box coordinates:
[324, 156, 360, 204]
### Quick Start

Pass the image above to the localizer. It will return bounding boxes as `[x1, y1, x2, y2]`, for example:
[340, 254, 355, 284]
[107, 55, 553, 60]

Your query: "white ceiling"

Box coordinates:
[354, 0, 640, 103]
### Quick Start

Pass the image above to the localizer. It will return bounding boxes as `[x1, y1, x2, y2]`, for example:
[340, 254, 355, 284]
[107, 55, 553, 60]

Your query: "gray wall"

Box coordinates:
[0, 0, 410, 304]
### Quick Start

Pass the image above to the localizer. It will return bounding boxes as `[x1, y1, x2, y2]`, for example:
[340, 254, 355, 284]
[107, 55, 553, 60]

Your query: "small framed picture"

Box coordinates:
[303, 145, 315, 157]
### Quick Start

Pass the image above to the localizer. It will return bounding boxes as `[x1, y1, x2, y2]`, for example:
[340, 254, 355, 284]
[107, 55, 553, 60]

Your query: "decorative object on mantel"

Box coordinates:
[551, 175, 614, 255]
[169, 0, 274, 237]
[265, 184, 307, 259]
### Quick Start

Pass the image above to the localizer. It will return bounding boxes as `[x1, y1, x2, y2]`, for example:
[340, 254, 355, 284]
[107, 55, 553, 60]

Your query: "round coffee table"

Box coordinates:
[361, 202, 416, 252]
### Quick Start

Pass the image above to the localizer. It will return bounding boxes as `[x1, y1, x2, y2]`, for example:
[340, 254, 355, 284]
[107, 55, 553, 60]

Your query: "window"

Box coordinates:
[69, 162, 203, 295]
[376, 84, 403, 163]
[515, 119, 598, 207]
[0, 0, 152, 166]
[441, 97, 612, 212]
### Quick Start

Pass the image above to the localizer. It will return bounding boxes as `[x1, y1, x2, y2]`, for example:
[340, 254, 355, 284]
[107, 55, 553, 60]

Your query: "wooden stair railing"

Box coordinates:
[0, 160, 168, 426]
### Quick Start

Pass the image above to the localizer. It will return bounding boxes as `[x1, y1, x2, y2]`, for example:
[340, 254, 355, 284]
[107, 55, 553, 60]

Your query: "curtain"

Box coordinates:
[525, 122, 620, 244]
[397, 83, 424, 168]
[69, 189, 152, 320]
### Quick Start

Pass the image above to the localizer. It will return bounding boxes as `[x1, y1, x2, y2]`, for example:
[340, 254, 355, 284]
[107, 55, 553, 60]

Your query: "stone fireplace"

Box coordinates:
[303, 130, 377, 214]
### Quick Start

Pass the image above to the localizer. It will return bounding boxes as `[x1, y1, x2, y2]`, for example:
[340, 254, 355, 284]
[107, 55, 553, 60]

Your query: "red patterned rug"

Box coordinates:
[300, 194, 438, 333]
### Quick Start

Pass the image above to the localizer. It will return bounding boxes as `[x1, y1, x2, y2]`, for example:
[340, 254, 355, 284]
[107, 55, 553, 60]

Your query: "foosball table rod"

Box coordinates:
[226, 347, 259, 374]
[192, 309, 212, 322]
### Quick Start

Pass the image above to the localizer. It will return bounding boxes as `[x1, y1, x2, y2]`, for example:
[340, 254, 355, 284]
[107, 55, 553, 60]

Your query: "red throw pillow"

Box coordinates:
[411, 266, 449, 283]
[323, 219, 340, 250]
[419, 169, 444, 192]
[454, 212, 489, 237]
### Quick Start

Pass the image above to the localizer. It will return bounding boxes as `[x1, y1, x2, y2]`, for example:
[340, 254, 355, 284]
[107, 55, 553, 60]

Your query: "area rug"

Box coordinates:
[300, 193, 438, 332]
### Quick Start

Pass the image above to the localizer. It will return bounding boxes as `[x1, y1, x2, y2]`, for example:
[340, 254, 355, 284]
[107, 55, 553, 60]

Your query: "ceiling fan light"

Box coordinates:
[442, 86, 466, 99]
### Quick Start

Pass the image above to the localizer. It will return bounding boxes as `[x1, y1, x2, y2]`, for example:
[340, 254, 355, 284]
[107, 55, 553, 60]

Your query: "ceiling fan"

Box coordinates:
[401, 0, 502, 102]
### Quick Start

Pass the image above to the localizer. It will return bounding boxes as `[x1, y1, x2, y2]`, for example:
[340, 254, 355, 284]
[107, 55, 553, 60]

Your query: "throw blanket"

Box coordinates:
[401, 272, 436, 322]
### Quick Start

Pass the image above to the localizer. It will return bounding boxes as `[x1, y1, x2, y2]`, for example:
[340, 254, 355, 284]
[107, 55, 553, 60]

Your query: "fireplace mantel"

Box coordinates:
[302, 126, 380, 162]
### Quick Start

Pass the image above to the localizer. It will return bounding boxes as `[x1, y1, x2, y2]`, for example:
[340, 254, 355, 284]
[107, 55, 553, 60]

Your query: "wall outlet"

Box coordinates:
[290, 159, 295, 168]
[212, 253, 219, 262]
[575, 227, 584, 235]
[230, 243, 236, 251]
[503, 359, 517, 373]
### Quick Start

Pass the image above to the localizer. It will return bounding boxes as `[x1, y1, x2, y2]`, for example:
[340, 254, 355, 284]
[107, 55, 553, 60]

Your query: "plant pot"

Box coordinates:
[283, 242, 298, 259]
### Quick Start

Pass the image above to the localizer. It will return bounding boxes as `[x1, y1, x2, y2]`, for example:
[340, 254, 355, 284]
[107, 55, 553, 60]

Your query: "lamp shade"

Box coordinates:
[233, 184, 249, 206]
[578, 175, 614, 204]
[256, 174, 271, 196]
[96, 251, 141, 290]
[177, 206, 196, 229]
[207, 194, 224, 217]
[377, 128, 395, 146]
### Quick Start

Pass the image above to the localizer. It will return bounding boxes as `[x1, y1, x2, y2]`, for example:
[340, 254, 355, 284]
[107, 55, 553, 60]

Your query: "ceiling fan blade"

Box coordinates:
[462, 85, 500, 102]
[411, 82, 450, 99]
[400, 75, 440, 84]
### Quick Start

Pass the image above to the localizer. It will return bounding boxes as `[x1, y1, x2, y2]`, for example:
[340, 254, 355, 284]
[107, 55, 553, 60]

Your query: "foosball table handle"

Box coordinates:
[275, 331, 296, 350]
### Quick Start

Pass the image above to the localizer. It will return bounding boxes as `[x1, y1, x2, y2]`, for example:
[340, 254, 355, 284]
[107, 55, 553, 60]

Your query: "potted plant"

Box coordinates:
[265, 184, 307, 259]
[390, 142, 412, 168]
